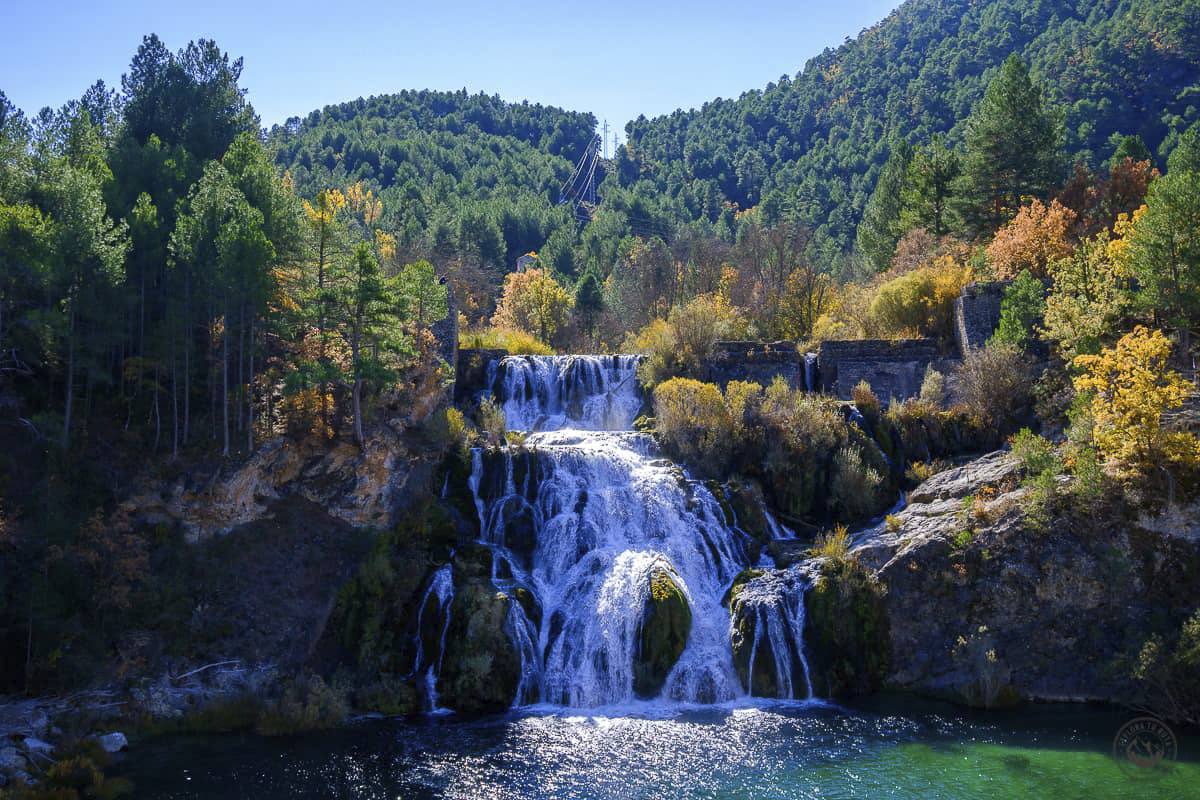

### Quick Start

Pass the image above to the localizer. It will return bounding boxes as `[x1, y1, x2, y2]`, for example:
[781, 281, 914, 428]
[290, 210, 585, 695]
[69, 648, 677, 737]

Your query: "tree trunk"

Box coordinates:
[247, 314, 254, 453]
[172, 343, 179, 460]
[183, 268, 191, 445]
[152, 364, 161, 453]
[351, 324, 363, 446]
[237, 303, 245, 435]
[63, 304, 75, 449]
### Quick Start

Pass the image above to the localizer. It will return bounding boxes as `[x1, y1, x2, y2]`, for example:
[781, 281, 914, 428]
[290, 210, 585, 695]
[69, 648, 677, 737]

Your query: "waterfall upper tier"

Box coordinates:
[490, 354, 643, 432]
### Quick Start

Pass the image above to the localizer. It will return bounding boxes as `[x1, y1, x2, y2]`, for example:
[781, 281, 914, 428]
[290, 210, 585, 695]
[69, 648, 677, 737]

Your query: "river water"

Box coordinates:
[114, 697, 1199, 799]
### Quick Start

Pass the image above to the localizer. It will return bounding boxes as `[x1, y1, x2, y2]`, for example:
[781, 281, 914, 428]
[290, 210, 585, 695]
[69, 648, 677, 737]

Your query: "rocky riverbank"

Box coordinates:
[852, 451, 1200, 713]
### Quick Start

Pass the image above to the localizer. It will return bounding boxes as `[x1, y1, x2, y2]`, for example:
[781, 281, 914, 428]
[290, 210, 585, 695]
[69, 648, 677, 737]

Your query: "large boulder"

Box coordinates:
[804, 556, 890, 696]
[633, 564, 692, 697]
[437, 553, 523, 713]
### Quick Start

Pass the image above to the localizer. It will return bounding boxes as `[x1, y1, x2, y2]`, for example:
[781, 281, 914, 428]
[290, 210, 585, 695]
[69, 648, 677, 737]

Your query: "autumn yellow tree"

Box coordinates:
[491, 268, 574, 347]
[986, 198, 1075, 279]
[869, 256, 973, 339]
[1041, 231, 1130, 360]
[1073, 326, 1199, 470]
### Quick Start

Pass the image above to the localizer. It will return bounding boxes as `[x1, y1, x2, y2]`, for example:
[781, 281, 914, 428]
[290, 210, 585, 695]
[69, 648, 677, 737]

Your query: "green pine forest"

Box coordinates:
[3, 0, 1200, 694]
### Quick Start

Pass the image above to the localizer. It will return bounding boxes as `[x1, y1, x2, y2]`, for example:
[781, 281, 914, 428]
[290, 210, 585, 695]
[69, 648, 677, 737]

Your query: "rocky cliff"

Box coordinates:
[853, 451, 1200, 709]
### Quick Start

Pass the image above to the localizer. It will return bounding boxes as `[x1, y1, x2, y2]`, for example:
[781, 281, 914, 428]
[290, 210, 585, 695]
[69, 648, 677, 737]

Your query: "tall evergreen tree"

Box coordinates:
[900, 134, 961, 236]
[956, 54, 1065, 236]
[1127, 127, 1200, 356]
[857, 138, 911, 272]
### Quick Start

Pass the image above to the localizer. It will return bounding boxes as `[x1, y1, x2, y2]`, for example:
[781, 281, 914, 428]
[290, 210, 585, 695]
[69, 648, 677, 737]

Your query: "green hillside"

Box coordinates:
[618, 0, 1200, 255]
[267, 91, 598, 269]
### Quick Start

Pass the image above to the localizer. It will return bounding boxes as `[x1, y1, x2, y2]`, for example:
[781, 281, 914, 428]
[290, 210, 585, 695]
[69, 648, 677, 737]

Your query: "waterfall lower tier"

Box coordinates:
[411, 564, 454, 712]
[470, 431, 750, 706]
[729, 566, 817, 700]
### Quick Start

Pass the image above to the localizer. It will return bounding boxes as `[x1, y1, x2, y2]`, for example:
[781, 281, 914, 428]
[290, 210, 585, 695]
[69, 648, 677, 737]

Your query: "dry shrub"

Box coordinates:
[956, 343, 1032, 432]
[851, 380, 881, 417]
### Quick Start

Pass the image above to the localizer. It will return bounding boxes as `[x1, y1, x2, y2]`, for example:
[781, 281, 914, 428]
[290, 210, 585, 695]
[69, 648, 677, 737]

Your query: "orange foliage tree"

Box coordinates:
[986, 198, 1075, 279]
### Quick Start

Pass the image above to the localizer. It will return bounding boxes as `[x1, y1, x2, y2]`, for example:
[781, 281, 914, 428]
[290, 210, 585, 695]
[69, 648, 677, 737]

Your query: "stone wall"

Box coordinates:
[432, 281, 459, 375]
[699, 341, 812, 390]
[453, 338, 948, 405]
[954, 281, 1009, 356]
[817, 339, 941, 401]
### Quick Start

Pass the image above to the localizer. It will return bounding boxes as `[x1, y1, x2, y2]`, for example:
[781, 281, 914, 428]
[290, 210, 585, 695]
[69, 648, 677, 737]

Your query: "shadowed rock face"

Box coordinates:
[634, 565, 692, 697]
[437, 579, 522, 714]
[853, 450, 1200, 709]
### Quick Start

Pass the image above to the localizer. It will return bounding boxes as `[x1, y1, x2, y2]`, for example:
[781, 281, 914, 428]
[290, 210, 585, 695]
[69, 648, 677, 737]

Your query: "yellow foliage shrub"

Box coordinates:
[463, 327, 554, 355]
[279, 388, 333, 440]
[1073, 326, 1200, 470]
[653, 378, 733, 471]
[869, 258, 972, 339]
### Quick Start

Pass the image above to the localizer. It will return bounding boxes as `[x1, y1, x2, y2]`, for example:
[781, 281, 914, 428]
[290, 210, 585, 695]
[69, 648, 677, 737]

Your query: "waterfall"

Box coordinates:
[729, 567, 815, 700]
[459, 354, 816, 708]
[489, 354, 642, 432]
[411, 563, 455, 712]
[803, 353, 817, 392]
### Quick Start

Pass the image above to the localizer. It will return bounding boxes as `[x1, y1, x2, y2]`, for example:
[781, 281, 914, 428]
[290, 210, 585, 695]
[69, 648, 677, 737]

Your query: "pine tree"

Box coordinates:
[856, 138, 911, 272]
[957, 55, 1065, 236]
[1127, 127, 1200, 356]
[900, 134, 960, 236]
[574, 270, 604, 338]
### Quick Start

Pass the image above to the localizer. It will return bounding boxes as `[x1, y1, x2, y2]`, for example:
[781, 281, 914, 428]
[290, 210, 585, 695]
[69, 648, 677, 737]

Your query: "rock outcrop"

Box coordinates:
[854, 450, 1200, 708]
[120, 423, 438, 541]
[633, 564, 692, 697]
[437, 547, 523, 713]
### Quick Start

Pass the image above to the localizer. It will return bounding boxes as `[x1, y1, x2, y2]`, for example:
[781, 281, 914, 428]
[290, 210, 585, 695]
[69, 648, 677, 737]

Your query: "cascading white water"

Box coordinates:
[729, 566, 816, 700]
[411, 563, 455, 712]
[488, 354, 642, 432]
[464, 354, 815, 708]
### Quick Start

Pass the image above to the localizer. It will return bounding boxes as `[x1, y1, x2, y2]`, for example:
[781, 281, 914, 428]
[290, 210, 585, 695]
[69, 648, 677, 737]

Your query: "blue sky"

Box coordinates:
[3, 0, 900, 148]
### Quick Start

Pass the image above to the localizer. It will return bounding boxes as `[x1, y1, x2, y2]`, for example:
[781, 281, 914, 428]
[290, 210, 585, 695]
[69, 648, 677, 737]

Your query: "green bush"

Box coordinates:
[919, 367, 946, 408]
[989, 269, 1046, 352]
[476, 397, 506, 445]
[830, 445, 886, 520]
[1131, 609, 1200, 725]
[1010, 428, 1061, 476]
[255, 675, 347, 736]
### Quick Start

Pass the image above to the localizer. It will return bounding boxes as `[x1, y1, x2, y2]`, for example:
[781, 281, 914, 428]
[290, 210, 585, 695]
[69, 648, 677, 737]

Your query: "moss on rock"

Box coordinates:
[633, 565, 692, 697]
[805, 556, 890, 696]
[437, 578, 522, 713]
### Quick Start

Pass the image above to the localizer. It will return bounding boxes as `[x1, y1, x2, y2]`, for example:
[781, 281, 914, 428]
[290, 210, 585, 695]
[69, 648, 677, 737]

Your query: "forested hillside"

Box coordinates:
[619, 0, 1200, 257]
[268, 92, 596, 271]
